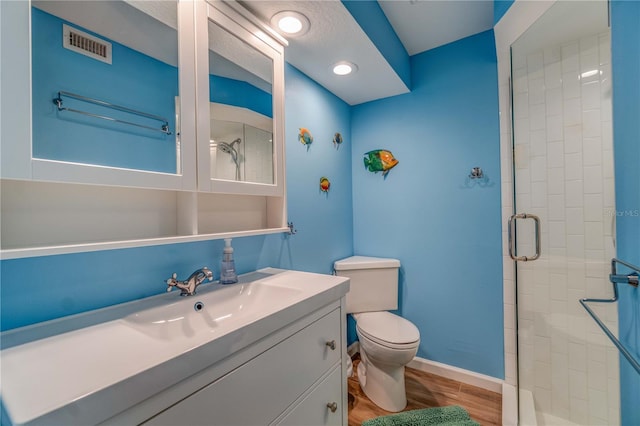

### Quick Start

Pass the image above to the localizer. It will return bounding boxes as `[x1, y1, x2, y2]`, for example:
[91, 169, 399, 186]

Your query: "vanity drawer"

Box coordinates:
[276, 365, 343, 426]
[144, 308, 341, 426]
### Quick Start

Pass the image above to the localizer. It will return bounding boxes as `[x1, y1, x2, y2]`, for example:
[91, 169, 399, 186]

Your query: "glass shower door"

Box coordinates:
[510, 1, 619, 424]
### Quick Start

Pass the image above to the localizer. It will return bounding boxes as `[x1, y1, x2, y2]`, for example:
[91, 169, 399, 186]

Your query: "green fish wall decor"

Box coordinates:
[298, 127, 313, 149]
[363, 149, 399, 178]
[333, 132, 343, 149]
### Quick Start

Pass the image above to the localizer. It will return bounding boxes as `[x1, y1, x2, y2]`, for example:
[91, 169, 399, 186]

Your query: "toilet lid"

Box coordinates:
[355, 311, 420, 345]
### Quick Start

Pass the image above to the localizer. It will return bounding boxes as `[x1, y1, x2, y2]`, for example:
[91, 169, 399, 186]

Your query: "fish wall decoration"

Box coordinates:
[333, 133, 343, 149]
[298, 127, 313, 149]
[363, 149, 398, 178]
[320, 176, 331, 193]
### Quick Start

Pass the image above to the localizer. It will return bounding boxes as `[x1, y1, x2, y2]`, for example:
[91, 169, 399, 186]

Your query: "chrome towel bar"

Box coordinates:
[53, 91, 171, 135]
[580, 258, 640, 375]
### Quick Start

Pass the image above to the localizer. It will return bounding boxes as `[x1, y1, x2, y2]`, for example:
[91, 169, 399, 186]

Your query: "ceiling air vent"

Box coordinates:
[62, 24, 112, 64]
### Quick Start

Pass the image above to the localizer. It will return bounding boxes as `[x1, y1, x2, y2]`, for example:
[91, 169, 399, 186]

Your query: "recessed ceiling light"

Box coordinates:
[332, 61, 358, 76]
[271, 11, 310, 36]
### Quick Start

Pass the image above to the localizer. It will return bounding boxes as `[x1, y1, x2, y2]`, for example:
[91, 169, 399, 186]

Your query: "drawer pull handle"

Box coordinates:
[326, 402, 338, 413]
[326, 340, 336, 350]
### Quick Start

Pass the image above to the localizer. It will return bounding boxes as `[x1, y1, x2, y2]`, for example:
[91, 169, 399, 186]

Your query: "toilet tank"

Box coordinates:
[333, 256, 400, 314]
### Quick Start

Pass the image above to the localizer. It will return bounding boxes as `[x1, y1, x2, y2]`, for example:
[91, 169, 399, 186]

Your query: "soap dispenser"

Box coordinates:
[220, 238, 238, 284]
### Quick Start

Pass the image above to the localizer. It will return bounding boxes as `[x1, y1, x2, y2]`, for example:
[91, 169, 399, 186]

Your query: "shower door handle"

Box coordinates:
[508, 213, 541, 261]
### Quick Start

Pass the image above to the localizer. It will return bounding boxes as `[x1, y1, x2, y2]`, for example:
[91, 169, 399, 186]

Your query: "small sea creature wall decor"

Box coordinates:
[333, 132, 343, 149]
[298, 127, 313, 149]
[320, 176, 331, 193]
[363, 149, 398, 178]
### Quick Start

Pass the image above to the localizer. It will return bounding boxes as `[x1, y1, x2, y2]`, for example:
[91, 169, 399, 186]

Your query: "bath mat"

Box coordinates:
[361, 405, 480, 426]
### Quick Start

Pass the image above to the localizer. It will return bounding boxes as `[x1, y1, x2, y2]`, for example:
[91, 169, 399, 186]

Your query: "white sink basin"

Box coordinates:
[123, 274, 303, 340]
[0, 268, 349, 426]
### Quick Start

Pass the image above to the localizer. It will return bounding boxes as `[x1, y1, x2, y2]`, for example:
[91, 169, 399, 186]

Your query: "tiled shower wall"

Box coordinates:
[243, 125, 273, 184]
[511, 31, 619, 424]
[210, 124, 273, 184]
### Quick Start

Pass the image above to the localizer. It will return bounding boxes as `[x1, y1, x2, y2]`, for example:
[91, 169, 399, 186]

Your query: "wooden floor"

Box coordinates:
[348, 358, 502, 426]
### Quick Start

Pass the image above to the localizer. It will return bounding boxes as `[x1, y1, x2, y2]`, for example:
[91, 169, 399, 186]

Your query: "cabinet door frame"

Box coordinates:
[0, 0, 197, 191]
[195, 0, 286, 196]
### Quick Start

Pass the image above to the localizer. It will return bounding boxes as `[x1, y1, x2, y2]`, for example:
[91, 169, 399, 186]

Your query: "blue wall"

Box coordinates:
[351, 30, 504, 378]
[0, 63, 353, 331]
[31, 7, 179, 173]
[210, 75, 273, 118]
[281, 65, 354, 274]
[611, 1, 640, 424]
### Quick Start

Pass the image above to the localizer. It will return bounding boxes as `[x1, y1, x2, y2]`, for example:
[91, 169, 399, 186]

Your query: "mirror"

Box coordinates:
[31, 0, 181, 174]
[207, 18, 274, 184]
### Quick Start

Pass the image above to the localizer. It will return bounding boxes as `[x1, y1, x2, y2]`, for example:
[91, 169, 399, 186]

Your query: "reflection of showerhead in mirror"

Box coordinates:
[217, 142, 233, 155]
[210, 138, 242, 180]
[216, 138, 241, 156]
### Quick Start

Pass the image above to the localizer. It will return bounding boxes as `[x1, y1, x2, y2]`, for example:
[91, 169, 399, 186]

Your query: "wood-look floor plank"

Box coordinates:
[348, 358, 502, 426]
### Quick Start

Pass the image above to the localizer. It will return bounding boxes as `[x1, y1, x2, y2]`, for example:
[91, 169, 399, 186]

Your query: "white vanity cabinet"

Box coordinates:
[143, 308, 344, 426]
[0, 0, 289, 259]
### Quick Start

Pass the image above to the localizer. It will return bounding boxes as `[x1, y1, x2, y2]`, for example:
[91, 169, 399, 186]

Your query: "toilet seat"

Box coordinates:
[355, 311, 420, 349]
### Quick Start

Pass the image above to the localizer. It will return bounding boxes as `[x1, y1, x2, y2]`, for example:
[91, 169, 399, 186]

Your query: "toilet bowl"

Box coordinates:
[333, 256, 421, 412]
[354, 311, 420, 412]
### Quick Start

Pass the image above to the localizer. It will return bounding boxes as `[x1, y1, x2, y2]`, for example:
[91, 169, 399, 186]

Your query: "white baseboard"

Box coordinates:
[351, 348, 511, 419]
[347, 341, 360, 358]
[349, 348, 504, 394]
[407, 356, 504, 394]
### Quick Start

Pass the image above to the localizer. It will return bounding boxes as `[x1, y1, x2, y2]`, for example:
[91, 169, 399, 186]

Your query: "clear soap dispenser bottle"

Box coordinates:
[220, 238, 238, 284]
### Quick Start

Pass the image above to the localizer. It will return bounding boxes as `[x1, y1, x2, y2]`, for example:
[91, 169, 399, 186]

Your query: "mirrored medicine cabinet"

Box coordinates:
[0, 0, 288, 258]
[2, 0, 197, 190]
[195, 1, 285, 196]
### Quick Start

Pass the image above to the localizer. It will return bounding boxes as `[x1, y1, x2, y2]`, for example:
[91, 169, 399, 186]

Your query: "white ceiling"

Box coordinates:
[244, 0, 494, 105]
[242, 0, 411, 106]
[379, 0, 494, 56]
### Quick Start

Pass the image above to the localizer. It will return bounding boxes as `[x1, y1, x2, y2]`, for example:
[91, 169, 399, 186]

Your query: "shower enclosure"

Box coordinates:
[508, 1, 620, 424]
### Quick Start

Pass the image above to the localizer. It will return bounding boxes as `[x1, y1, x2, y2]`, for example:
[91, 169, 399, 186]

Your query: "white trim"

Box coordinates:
[519, 389, 538, 426]
[502, 383, 518, 426]
[407, 356, 503, 394]
[1, 0, 32, 180]
[494, 0, 559, 421]
[221, 1, 289, 49]
[31, 159, 187, 190]
[0, 227, 289, 260]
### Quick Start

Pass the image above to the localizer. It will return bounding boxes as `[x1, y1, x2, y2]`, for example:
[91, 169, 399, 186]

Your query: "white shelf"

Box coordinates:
[0, 227, 290, 260]
[0, 179, 287, 260]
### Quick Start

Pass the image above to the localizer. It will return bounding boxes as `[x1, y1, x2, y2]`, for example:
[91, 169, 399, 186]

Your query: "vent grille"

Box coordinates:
[63, 24, 112, 64]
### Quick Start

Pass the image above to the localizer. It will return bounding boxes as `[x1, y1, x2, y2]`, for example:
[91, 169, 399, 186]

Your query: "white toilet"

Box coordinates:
[334, 256, 420, 412]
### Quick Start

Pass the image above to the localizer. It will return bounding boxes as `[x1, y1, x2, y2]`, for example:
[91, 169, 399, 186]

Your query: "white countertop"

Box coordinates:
[0, 268, 349, 425]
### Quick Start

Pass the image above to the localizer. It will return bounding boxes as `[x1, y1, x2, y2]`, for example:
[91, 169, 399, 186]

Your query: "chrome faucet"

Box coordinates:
[166, 267, 214, 296]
